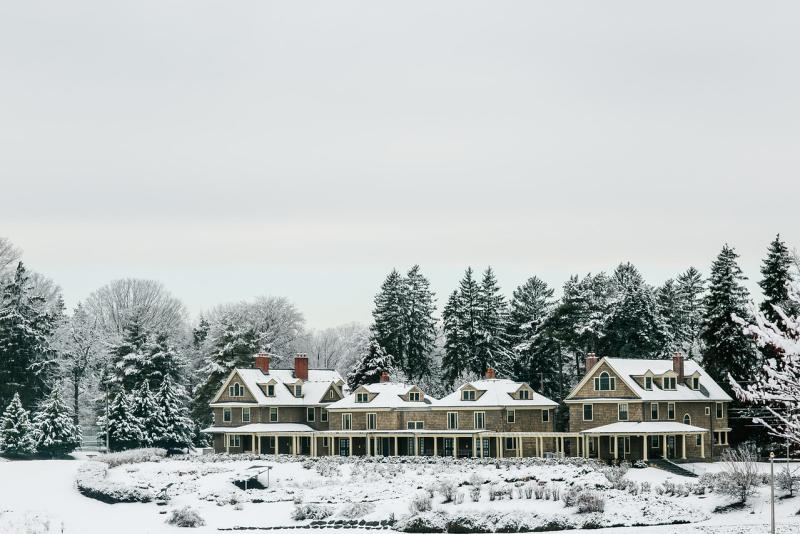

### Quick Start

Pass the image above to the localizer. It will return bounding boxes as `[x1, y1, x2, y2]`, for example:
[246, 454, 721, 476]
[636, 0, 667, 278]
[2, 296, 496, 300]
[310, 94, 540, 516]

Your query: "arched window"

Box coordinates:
[229, 382, 244, 397]
[594, 371, 616, 391]
[683, 414, 691, 426]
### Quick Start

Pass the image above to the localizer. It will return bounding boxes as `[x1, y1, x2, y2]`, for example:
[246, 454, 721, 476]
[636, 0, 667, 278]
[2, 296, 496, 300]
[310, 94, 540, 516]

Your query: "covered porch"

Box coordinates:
[203, 423, 319, 455]
[580, 422, 708, 462]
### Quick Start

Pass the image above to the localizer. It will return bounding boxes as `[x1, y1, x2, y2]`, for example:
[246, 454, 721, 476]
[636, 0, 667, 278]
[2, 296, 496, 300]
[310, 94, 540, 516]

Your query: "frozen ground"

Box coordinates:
[1, 453, 799, 534]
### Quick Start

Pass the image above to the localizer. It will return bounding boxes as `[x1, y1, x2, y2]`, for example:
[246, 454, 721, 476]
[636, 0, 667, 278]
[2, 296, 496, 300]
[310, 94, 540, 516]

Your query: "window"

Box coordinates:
[583, 404, 593, 421]
[462, 390, 476, 401]
[691, 377, 699, 390]
[644, 376, 653, 390]
[663, 376, 676, 390]
[505, 437, 515, 450]
[716, 402, 724, 419]
[474, 412, 485, 429]
[447, 412, 458, 429]
[269, 407, 278, 422]
[328, 389, 336, 399]
[618, 403, 629, 421]
[223, 408, 232, 422]
[507, 410, 515, 423]
[651, 403, 659, 420]
[229, 382, 244, 397]
[321, 409, 328, 422]
[519, 389, 530, 400]
[408, 391, 420, 402]
[322, 437, 329, 447]
[342, 413, 352, 430]
[407, 421, 424, 429]
[667, 402, 675, 420]
[242, 407, 251, 422]
[705, 406, 711, 416]
[228, 434, 241, 447]
[542, 409, 550, 423]
[650, 435, 659, 448]
[683, 414, 691, 425]
[356, 392, 369, 403]
[367, 413, 377, 430]
[594, 372, 615, 391]
[306, 407, 315, 422]
[624, 436, 631, 454]
[295, 385, 303, 397]
[267, 384, 275, 397]
[696, 434, 702, 446]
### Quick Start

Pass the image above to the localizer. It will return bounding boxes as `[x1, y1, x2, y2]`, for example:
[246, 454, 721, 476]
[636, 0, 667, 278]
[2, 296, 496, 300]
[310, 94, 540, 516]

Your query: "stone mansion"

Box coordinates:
[203, 351, 732, 462]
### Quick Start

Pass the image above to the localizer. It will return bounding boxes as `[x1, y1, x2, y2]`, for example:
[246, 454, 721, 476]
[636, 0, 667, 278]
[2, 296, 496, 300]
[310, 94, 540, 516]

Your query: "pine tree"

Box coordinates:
[702, 244, 757, 389]
[402, 265, 436, 381]
[108, 316, 149, 392]
[676, 267, 705, 358]
[132, 381, 164, 447]
[347, 335, 393, 388]
[657, 279, 684, 351]
[55, 302, 100, 426]
[155, 375, 193, 451]
[505, 276, 556, 388]
[370, 269, 407, 369]
[441, 290, 467, 385]
[760, 234, 798, 327]
[0, 392, 37, 456]
[33, 389, 81, 457]
[101, 392, 144, 452]
[475, 267, 511, 374]
[0, 262, 58, 408]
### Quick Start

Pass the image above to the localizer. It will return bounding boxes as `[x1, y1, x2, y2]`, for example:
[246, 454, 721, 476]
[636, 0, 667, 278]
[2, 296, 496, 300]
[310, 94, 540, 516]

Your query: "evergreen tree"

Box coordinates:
[101, 392, 144, 452]
[347, 335, 393, 388]
[155, 375, 193, 451]
[108, 316, 149, 392]
[402, 265, 437, 381]
[441, 268, 484, 382]
[132, 381, 163, 447]
[370, 269, 406, 369]
[55, 302, 101, 426]
[0, 262, 58, 408]
[475, 267, 511, 374]
[0, 392, 37, 456]
[760, 234, 798, 326]
[441, 290, 467, 385]
[505, 276, 556, 388]
[32, 389, 81, 457]
[657, 279, 684, 351]
[702, 244, 757, 389]
[676, 267, 705, 358]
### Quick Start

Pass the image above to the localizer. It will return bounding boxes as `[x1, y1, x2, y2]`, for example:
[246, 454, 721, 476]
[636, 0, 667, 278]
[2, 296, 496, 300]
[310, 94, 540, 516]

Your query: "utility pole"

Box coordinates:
[770, 451, 775, 534]
[105, 390, 110, 453]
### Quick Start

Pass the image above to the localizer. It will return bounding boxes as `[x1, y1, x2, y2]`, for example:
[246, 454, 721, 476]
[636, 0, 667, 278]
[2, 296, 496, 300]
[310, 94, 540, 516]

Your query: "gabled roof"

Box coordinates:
[211, 367, 345, 407]
[326, 381, 434, 410]
[565, 357, 732, 402]
[436, 378, 558, 408]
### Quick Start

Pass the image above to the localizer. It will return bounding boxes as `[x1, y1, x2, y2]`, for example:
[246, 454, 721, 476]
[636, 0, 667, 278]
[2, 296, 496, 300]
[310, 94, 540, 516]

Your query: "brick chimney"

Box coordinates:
[380, 371, 390, 383]
[294, 353, 309, 381]
[254, 352, 270, 374]
[672, 351, 684, 380]
[485, 367, 496, 379]
[585, 352, 597, 375]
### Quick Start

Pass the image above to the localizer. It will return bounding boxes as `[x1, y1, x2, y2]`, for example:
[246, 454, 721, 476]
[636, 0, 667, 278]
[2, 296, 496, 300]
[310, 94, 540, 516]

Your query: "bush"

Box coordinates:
[717, 444, 761, 504]
[337, 502, 375, 519]
[576, 491, 605, 513]
[75, 462, 153, 504]
[469, 486, 481, 502]
[97, 448, 166, 468]
[438, 479, 458, 503]
[292, 503, 334, 521]
[601, 463, 628, 489]
[397, 511, 448, 533]
[409, 491, 433, 514]
[166, 506, 206, 528]
[561, 486, 581, 507]
[777, 465, 799, 497]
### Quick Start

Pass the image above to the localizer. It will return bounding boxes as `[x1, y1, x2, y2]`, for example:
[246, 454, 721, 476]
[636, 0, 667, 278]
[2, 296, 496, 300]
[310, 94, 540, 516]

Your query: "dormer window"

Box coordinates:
[267, 384, 275, 397]
[229, 382, 244, 397]
[663, 376, 677, 390]
[462, 390, 476, 401]
[691, 377, 699, 390]
[294, 385, 303, 397]
[408, 391, 420, 402]
[356, 392, 369, 403]
[519, 389, 530, 400]
[328, 389, 336, 399]
[594, 372, 615, 391]
[644, 376, 653, 390]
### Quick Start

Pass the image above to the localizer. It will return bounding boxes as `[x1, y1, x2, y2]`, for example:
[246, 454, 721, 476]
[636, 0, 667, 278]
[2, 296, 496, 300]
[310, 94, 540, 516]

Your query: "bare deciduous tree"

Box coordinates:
[718, 443, 762, 504]
[0, 237, 22, 275]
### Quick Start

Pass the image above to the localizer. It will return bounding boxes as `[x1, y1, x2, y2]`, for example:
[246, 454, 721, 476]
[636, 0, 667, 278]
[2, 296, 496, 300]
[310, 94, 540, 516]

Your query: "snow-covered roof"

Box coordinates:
[210, 367, 344, 407]
[566, 357, 733, 402]
[202, 423, 315, 434]
[435, 379, 558, 409]
[326, 381, 434, 410]
[580, 421, 709, 435]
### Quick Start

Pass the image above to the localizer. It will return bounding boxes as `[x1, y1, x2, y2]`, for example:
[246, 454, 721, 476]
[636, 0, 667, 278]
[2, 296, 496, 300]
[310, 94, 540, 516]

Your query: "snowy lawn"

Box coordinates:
[2, 454, 800, 533]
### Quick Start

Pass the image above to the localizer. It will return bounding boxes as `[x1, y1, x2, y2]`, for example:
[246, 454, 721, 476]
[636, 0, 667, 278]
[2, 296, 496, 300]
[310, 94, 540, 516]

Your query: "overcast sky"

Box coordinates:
[1, 1, 798, 329]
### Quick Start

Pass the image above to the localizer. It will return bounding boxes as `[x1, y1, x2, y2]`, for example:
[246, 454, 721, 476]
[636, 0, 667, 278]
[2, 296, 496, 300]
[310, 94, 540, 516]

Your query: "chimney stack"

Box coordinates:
[672, 352, 684, 380]
[380, 371, 390, 383]
[255, 352, 270, 374]
[585, 352, 597, 375]
[485, 367, 496, 379]
[294, 353, 309, 381]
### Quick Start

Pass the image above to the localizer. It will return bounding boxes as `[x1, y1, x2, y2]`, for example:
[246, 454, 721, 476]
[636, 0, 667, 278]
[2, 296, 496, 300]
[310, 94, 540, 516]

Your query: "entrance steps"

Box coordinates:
[648, 458, 698, 478]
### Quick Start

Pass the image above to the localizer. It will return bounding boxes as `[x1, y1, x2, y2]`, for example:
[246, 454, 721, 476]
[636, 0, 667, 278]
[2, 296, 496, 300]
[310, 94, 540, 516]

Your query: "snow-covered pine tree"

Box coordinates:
[0, 392, 37, 456]
[474, 267, 511, 375]
[154, 375, 193, 451]
[760, 234, 798, 327]
[33, 388, 81, 457]
[101, 392, 144, 452]
[108, 316, 149, 392]
[347, 334, 393, 389]
[676, 267, 705, 359]
[441, 290, 467, 385]
[505, 276, 556, 389]
[132, 381, 164, 447]
[656, 278, 684, 351]
[370, 269, 407, 370]
[402, 265, 436, 381]
[141, 332, 186, 391]
[0, 262, 58, 408]
[702, 244, 757, 390]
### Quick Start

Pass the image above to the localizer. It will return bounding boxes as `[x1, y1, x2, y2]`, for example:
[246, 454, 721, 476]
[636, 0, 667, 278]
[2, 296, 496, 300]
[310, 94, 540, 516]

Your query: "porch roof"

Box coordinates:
[201, 423, 315, 434]
[580, 421, 707, 435]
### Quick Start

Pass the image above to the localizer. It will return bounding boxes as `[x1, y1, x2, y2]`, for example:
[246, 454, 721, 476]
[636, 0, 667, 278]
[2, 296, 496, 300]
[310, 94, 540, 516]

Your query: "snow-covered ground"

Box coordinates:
[1, 454, 799, 534]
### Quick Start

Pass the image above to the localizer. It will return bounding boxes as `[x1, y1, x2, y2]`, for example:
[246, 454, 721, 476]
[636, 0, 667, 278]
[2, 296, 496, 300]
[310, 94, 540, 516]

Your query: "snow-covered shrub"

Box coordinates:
[337, 502, 375, 519]
[315, 460, 342, 478]
[291, 503, 334, 521]
[561, 486, 581, 507]
[409, 491, 433, 514]
[551, 484, 561, 501]
[469, 485, 481, 502]
[76, 462, 153, 503]
[633, 460, 648, 469]
[437, 478, 458, 503]
[534, 484, 545, 499]
[777, 464, 799, 496]
[397, 511, 448, 533]
[468, 472, 483, 486]
[523, 484, 533, 499]
[601, 463, 628, 489]
[717, 444, 761, 503]
[576, 490, 605, 513]
[293, 493, 304, 504]
[166, 506, 206, 527]
[626, 481, 639, 495]
[98, 448, 166, 468]
[454, 490, 464, 505]
[640, 481, 651, 493]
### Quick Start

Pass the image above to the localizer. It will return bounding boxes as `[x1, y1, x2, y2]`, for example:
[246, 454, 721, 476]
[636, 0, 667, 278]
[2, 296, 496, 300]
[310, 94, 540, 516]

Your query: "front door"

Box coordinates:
[339, 438, 350, 456]
[667, 436, 676, 459]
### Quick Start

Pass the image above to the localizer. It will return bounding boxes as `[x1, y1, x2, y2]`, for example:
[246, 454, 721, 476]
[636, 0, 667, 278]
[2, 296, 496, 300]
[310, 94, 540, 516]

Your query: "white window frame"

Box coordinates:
[519, 389, 530, 400]
[663, 376, 676, 390]
[618, 403, 628, 421]
[406, 421, 424, 430]
[228, 434, 241, 447]
[696, 434, 702, 446]
[223, 407, 232, 422]
[328, 389, 336, 400]
[594, 372, 616, 391]
[505, 437, 515, 450]
[342, 413, 352, 430]
[507, 409, 515, 423]
[366, 413, 377, 430]
[667, 402, 675, 420]
[267, 384, 275, 397]
[474, 411, 485, 430]
[692, 377, 699, 390]
[716, 402, 724, 419]
[705, 406, 711, 416]
[321, 408, 329, 422]
[683, 413, 691, 425]
[269, 407, 278, 422]
[542, 409, 550, 423]
[650, 402, 659, 420]
[356, 392, 369, 403]
[447, 412, 458, 430]
[650, 435, 659, 448]
[242, 407, 251, 422]
[295, 384, 303, 397]
[644, 376, 653, 390]
[462, 390, 476, 401]
[229, 382, 244, 397]
[322, 437, 329, 447]
[306, 407, 315, 422]
[583, 404, 593, 421]
[408, 391, 420, 402]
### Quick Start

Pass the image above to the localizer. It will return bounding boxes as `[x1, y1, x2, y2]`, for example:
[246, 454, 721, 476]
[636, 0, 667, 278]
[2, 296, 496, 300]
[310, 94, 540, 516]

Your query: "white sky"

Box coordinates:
[1, 1, 798, 328]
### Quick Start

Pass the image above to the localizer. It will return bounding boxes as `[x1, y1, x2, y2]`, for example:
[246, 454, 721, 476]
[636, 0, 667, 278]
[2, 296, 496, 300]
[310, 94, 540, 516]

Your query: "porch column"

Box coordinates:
[642, 436, 648, 461]
[613, 435, 618, 460]
[293, 436, 298, 455]
[414, 435, 418, 456]
[348, 436, 353, 456]
[225, 434, 230, 454]
[662, 435, 667, 459]
[311, 435, 316, 457]
[394, 436, 399, 456]
[499, 436, 504, 459]
[433, 436, 438, 456]
[560, 437, 565, 457]
[539, 437, 544, 458]
[681, 434, 687, 460]
[517, 437, 522, 458]
[700, 433, 705, 459]
[274, 436, 279, 456]
[453, 436, 458, 457]
[366, 435, 371, 456]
